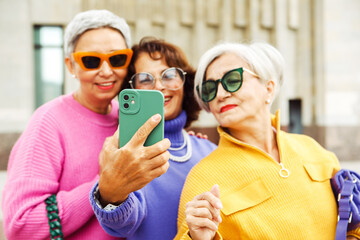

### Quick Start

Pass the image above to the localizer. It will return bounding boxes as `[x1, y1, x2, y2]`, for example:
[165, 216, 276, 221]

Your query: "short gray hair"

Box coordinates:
[64, 9, 131, 57]
[194, 42, 285, 112]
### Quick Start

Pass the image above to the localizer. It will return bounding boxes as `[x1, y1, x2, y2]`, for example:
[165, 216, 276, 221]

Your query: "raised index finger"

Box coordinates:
[195, 189, 223, 210]
[127, 114, 162, 148]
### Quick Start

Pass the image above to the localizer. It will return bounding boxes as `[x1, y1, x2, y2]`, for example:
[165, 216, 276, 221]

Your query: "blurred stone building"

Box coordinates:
[0, 0, 360, 168]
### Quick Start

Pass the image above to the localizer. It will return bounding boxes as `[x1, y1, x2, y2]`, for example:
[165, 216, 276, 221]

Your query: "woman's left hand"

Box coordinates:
[185, 184, 222, 240]
[188, 130, 208, 139]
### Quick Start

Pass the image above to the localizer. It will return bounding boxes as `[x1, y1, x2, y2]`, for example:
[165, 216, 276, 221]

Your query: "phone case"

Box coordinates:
[118, 89, 164, 148]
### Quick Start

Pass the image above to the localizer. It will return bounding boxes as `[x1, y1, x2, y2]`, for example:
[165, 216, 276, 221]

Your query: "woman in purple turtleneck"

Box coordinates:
[90, 37, 217, 240]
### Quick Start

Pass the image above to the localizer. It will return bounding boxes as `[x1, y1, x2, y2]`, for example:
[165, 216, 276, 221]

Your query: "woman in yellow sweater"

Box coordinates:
[175, 42, 360, 240]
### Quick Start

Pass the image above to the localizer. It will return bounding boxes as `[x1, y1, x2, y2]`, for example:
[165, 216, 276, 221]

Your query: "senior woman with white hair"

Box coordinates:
[174, 42, 360, 240]
[2, 10, 137, 239]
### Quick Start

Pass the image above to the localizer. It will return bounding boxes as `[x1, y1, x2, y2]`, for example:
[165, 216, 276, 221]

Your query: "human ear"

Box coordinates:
[265, 80, 276, 101]
[65, 57, 75, 75]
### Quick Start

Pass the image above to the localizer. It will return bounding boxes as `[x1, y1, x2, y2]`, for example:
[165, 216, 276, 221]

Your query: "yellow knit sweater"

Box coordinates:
[175, 111, 360, 240]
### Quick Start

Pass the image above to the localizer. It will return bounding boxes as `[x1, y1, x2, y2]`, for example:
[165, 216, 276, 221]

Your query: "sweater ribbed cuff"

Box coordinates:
[89, 182, 136, 224]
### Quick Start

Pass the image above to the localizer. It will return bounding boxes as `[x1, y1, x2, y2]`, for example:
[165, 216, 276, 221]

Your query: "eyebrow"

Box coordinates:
[205, 67, 258, 81]
[160, 68, 170, 75]
[205, 69, 232, 82]
[205, 77, 215, 82]
[137, 67, 171, 77]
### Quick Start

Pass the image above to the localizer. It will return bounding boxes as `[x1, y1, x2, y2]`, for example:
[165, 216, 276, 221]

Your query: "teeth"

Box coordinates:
[164, 97, 171, 101]
[99, 82, 113, 86]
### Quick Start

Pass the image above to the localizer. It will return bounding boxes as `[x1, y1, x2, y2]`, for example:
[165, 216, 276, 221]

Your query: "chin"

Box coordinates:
[217, 117, 234, 129]
[164, 109, 180, 120]
[98, 92, 118, 102]
[164, 113, 175, 121]
[164, 100, 182, 120]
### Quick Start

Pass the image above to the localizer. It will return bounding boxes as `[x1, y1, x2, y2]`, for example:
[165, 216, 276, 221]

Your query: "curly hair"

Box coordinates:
[121, 36, 200, 128]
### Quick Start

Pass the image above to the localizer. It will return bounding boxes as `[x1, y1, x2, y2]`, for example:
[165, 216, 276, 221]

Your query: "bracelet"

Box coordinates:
[45, 194, 64, 240]
[93, 186, 123, 211]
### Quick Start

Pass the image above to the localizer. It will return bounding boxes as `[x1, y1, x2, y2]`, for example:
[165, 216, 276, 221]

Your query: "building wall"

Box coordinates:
[0, 0, 359, 168]
[314, 0, 360, 161]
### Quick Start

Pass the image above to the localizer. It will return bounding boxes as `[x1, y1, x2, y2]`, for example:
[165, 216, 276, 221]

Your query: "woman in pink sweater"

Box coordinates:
[2, 10, 143, 239]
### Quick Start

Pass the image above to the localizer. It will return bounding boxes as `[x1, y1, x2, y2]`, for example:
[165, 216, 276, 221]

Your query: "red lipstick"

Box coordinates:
[220, 104, 237, 113]
[96, 82, 115, 90]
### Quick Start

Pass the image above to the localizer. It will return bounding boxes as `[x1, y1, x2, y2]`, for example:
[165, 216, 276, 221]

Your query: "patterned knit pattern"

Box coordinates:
[90, 110, 217, 240]
[2, 93, 121, 239]
[175, 111, 360, 240]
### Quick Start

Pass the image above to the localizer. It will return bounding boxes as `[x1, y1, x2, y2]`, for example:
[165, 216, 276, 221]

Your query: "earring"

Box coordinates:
[72, 74, 76, 79]
[266, 99, 271, 104]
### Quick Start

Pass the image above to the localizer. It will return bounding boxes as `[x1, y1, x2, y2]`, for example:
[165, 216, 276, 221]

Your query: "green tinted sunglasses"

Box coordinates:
[197, 67, 258, 102]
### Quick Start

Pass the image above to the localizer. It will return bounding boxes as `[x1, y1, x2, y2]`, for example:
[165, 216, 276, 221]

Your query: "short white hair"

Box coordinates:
[64, 9, 131, 57]
[194, 42, 285, 112]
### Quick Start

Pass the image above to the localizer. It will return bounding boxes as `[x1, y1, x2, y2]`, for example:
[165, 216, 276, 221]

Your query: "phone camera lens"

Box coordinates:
[124, 95, 129, 100]
[124, 103, 129, 109]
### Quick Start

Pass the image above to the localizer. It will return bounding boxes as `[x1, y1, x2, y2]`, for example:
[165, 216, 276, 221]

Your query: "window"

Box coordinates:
[34, 26, 64, 108]
[289, 99, 303, 134]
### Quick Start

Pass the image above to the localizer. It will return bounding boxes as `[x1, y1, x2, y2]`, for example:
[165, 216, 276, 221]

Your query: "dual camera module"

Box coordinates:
[123, 94, 135, 109]
[119, 90, 140, 114]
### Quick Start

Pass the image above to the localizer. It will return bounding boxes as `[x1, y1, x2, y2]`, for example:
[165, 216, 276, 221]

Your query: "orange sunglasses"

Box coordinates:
[72, 49, 133, 71]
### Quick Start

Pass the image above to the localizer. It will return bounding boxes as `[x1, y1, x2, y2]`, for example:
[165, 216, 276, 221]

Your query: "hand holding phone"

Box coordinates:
[97, 89, 169, 205]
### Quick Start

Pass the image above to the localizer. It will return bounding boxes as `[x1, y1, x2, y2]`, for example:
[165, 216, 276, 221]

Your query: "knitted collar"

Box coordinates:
[164, 110, 187, 148]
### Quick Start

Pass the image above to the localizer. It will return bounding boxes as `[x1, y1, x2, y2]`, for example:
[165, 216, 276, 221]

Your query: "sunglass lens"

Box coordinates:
[201, 81, 217, 102]
[81, 56, 101, 69]
[109, 54, 127, 67]
[224, 71, 242, 92]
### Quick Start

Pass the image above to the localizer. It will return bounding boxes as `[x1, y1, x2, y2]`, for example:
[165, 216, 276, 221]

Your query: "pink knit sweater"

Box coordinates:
[2, 93, 121, 239]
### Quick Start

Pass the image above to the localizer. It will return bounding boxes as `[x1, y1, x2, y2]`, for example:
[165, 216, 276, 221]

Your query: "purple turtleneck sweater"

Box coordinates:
[90, 110, 217, 240]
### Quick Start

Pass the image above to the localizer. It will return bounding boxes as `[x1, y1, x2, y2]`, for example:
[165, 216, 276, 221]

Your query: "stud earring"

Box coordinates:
[266, 99, 271, 104]
[72, 74, 76, 79]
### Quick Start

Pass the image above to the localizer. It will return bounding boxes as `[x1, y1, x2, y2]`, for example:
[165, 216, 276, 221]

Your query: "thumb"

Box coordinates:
[128, 114, 162, 147]
[210, 184, 222, 211]
[210, 184, 220, 198]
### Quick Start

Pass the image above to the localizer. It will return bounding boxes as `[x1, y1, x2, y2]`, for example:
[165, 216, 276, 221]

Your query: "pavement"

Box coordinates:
[0, 161, 359, 239]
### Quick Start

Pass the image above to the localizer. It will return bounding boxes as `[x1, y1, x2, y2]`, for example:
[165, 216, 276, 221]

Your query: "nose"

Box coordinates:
[153, 77, 165, 90]
[99, 60, 113, 77]
[216, 82, 230, 100]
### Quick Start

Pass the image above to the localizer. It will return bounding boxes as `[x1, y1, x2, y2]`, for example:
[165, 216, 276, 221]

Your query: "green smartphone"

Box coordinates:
[118, 89, 164, 148]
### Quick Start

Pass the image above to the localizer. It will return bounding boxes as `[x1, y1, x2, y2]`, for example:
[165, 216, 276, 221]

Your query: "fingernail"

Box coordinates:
[216, 201, 223, 209]
[218, 215, 222, 222]
[152, 114, 161, 121]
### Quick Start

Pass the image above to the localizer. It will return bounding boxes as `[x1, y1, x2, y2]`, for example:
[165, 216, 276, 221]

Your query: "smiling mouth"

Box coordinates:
[98, 82, 114, 87]
[164, 96, 172, 106]
[96, 81, 115, 90]
[220, 104, 237, 113]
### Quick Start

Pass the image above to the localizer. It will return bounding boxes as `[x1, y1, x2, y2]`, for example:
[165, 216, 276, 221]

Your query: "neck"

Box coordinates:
[73, 90, 111, 115]
[227, 113, 280, 162]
